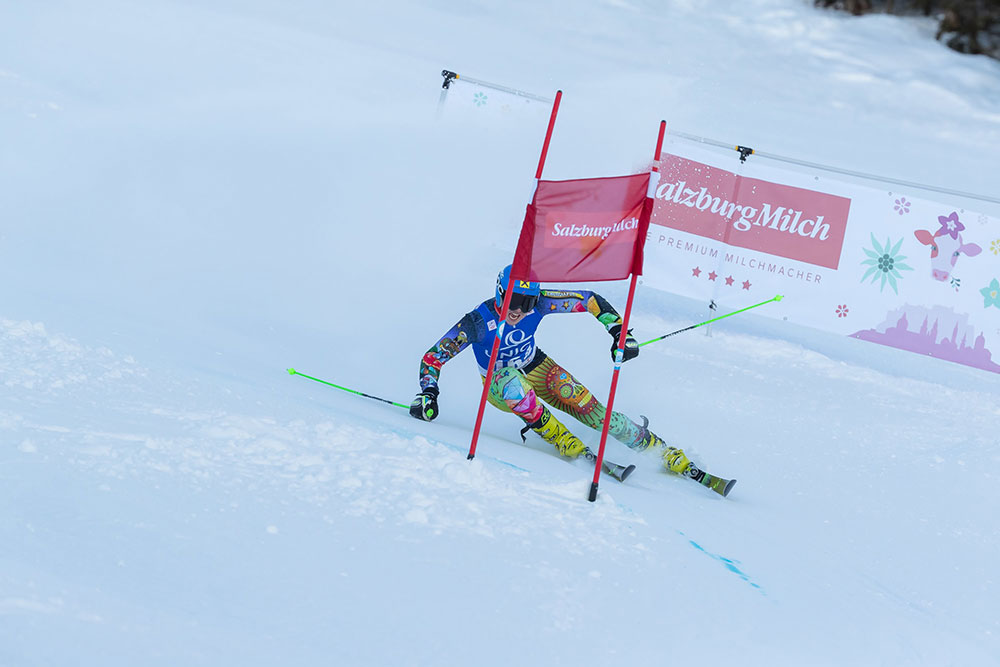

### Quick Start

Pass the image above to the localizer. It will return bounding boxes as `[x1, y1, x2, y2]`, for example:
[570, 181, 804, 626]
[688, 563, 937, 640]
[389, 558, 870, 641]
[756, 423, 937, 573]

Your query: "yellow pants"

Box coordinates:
[485, 355, 648, 449]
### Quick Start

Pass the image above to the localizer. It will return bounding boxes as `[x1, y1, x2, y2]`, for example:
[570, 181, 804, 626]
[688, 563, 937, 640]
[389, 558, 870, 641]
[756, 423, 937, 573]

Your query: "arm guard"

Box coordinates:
[418, 311, 484, 391]
[536, 289, 624, 332]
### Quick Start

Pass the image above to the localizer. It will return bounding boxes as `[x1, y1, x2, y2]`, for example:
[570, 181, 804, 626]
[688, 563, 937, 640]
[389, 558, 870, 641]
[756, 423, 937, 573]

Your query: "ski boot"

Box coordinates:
[657, 433, 737, 497]
[528, 411, 587, 458]
[631, 416, 692, 476]
[662, 446, 692, 475]
[632, 415, 665, 451]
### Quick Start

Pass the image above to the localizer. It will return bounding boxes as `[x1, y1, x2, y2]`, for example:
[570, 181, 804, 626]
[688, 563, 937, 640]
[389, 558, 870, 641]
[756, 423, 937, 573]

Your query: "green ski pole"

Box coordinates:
[287, 368, 408, 409]
[638, 295, 784, 348]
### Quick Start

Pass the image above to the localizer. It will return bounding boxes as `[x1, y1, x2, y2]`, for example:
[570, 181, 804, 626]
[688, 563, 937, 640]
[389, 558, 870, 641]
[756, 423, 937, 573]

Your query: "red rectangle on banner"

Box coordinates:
[650, 154, 851, 270]
[512, 173, 651, 282]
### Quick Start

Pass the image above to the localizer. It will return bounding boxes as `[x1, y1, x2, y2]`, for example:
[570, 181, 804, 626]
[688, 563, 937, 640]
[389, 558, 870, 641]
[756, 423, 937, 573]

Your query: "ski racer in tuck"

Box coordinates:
[409, 265, 692, 475]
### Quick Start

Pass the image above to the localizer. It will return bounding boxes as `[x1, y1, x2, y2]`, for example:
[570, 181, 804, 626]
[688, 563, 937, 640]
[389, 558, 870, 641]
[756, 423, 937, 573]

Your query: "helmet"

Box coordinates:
[495, 264, 541, 312]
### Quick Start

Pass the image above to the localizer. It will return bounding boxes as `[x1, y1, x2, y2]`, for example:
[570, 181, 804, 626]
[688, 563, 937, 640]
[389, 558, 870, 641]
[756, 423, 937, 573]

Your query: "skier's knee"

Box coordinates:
[490, 368, 544, 422]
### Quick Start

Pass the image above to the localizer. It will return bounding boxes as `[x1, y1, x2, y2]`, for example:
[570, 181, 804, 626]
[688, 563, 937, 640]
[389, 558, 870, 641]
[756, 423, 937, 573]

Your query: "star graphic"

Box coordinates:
[692, 267, 702, 277]
[725, 275, 735, 286]
[742, 280, 751, 290]
[708, 271, 717, 281]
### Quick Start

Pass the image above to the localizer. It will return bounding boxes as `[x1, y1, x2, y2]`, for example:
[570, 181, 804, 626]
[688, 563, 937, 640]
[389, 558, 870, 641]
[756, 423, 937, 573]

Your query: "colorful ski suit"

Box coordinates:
[418, 289, 662, 452]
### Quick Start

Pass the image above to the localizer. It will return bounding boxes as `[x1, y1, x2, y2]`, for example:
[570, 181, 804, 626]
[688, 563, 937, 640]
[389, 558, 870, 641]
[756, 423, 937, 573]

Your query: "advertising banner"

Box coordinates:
[437, 71, 552, 125]
[513, 173, 652, 282]
[641, 139, 1000, 374]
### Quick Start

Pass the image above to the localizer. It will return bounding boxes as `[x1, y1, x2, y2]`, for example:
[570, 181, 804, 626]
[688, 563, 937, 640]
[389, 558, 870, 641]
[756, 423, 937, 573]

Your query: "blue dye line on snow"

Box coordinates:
[446, 443, 531, 472]
[386, 426, 531, 473]
[434, 439, 640, 514]
[422, 435, 532, 473]
[680, 531, 766, 596]
[395, 427, 638, 512]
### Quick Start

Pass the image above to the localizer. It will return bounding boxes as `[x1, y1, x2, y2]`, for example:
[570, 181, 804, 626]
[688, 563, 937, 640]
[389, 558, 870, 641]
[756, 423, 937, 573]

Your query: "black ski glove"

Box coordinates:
[608, 324, 639, 363]
[409, 386, 440, 421]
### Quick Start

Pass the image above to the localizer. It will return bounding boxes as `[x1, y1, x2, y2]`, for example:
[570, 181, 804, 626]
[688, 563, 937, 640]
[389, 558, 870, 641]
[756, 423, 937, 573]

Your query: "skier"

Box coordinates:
[408, 265, 692, 475]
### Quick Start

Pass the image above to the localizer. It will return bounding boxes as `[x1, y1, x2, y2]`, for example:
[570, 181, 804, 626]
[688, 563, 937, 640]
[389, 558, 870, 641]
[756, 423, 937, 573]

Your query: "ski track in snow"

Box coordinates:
[1, 318, 653, 565]
[2, 0, 1000, 661]
[8, 313, 997, 649]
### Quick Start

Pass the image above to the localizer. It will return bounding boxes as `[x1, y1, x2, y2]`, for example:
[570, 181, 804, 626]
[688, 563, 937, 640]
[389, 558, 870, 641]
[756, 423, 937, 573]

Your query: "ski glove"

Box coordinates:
[409, 386, 440, 421]
[608, 325, 639, 363]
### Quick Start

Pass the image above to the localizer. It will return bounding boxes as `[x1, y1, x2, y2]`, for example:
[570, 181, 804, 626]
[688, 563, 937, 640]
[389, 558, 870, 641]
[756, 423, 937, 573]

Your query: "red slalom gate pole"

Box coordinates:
[589, 274, 640, 501]
[588, 120, 666, 502]
[467, 276, 514, 460]
[534, 91, 561, 179]
[467, 90, 563, 461]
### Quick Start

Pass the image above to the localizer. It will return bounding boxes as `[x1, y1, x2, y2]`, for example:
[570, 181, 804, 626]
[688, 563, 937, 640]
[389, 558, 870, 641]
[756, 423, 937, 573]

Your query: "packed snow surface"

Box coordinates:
[2, 1, 999, 665]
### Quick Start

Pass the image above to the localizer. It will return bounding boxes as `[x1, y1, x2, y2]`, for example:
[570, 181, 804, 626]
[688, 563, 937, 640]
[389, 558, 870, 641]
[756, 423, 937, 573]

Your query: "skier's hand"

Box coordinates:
[608, 325, 639, 363]
[409, 387, 440, 421]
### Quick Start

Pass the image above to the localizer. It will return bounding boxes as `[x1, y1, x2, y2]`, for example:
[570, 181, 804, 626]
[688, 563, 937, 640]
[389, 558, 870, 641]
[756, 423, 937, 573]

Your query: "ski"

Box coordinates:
[682, 464, 736, 497]
[584, 448, 636, 483]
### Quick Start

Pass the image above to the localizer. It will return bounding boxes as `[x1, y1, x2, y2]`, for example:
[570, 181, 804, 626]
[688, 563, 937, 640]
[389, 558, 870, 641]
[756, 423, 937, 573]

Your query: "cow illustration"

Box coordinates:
[914, 212, 982, 282]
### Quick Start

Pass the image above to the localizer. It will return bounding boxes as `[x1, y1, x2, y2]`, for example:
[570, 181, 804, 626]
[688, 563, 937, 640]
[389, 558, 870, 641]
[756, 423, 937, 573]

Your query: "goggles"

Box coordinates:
[498, 287, 538, 313]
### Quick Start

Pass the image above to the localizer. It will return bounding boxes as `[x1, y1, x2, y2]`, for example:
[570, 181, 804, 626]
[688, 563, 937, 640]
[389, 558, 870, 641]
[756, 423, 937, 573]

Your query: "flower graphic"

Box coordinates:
[980, 214, 990, 226]
[936, 211, 965, 239]
[836, 304, 849, 318]
[861, 233, 913, 294]
[981, 278, 1000, 310]
[991, 239, 1000, 256]
[473, 92, 488, 107]
[893, 197, 910, 216]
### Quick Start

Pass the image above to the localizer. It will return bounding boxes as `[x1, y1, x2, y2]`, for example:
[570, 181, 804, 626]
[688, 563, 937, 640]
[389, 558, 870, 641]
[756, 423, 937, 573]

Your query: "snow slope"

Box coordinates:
[2, 1, 999, 665]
